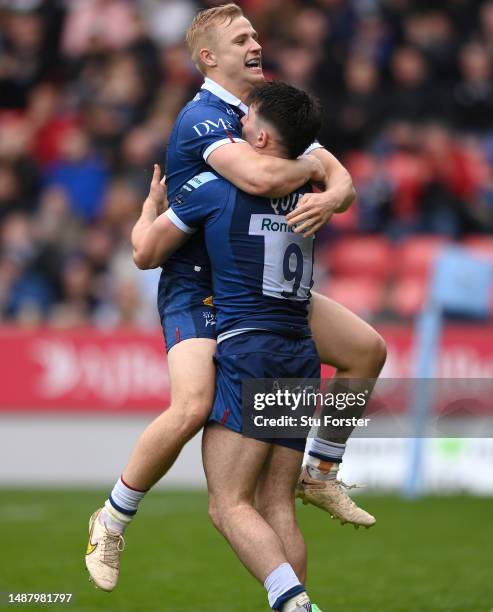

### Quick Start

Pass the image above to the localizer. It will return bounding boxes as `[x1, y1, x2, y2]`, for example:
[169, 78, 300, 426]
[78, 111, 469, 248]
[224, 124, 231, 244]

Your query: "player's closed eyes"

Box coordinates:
[234, 33, 258, 45]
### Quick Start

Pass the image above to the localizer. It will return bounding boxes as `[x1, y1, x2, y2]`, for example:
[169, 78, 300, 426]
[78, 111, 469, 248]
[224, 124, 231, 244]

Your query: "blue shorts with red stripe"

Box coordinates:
[210, 331, 321, 452]
[158, 265, 217, 352]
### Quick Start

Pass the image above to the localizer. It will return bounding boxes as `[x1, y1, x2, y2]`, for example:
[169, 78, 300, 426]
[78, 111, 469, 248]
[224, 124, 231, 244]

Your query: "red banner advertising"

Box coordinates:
[1, 324, 493, 412]
[0, 327, 168, 412]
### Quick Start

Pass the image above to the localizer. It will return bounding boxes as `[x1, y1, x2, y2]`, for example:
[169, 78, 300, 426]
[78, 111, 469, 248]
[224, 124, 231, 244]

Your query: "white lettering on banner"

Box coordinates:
[439, 348, 493, 378]
[32, 340, 169, 403]
[192, 118, 234, 136]
[380, 345, 493, 379]
[2, 325, 493, 412]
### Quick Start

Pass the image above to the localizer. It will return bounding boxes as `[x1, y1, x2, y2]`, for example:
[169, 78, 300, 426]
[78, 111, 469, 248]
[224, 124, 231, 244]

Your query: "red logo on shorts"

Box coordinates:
[220, 409, 231, 425]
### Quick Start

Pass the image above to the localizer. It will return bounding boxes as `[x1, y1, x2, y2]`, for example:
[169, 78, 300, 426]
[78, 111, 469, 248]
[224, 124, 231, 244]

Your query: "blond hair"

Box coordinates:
[186, 3, 244, 74]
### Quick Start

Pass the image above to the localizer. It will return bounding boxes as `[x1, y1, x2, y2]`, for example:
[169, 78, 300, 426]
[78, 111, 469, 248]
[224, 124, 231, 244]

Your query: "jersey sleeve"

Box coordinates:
[166, 174, 224, 232]
[176, 103, 246, 163]
[302, 141, 325, 156]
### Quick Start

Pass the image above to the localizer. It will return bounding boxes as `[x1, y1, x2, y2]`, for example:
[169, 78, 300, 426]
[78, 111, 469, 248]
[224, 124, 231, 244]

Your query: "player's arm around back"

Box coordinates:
[286, 147, 357, 237]
[208, 142, 326, 198]
[132, 213, 189, 270]
[312, 147, 356, 213]
[132, 165, 189, 269]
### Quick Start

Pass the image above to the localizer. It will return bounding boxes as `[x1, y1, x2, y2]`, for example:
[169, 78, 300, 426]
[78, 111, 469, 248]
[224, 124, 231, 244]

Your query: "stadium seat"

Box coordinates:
[394, 235, 449, 279]
[387, 275, 429, 318]
[322, 235, 394, 281]
[318, 276, 385, 318]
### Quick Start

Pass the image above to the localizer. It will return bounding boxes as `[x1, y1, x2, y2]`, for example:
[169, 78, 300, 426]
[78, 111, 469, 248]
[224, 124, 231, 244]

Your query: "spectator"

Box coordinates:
[402, 10, 457, 82]
[61, 0, 140, 59]
[0, 112, 39, 215]
[0, 0, 492, 325]
[385, 45, 442, 123]
[334, 53, 383, 151]
[138, 0, 198, 48]
[453, 41, 493, 131]
[0, 7, 51, 108]
[43, 125, 109, 222]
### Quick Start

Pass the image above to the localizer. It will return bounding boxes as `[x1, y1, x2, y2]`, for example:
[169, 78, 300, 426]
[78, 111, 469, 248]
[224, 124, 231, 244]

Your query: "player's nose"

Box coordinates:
[250, 38, 262, 53]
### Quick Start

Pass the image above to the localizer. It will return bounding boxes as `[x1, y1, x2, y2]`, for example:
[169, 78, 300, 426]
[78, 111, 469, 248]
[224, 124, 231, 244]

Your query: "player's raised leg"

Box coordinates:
[256, 444, 307, 582]
[297, 292, 387, 527]
[203, 424, 315, 612]
[85, 338, 216, 591]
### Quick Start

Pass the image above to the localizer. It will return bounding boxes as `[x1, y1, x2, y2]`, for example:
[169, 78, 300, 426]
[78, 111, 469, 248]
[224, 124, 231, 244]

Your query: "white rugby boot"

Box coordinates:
[296, 466, 376, 528]
[282, 592, 322, 611]
[85, 508, 125, 591]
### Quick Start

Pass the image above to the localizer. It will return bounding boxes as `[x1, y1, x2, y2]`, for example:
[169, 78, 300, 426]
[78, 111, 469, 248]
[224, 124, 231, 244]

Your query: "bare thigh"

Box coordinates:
[167, 337, 217, 420]
[256, 445, 303, 506]
[203, 423, 270, 504]
[309, 291, 386, 376]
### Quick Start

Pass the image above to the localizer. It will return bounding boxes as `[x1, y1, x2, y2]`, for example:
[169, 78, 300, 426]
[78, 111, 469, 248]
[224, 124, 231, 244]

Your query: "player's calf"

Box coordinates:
[256, 444, 307, 582]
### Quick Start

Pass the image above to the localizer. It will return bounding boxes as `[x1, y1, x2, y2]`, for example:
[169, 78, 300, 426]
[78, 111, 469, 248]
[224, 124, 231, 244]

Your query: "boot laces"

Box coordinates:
[101, 531, 125, 568]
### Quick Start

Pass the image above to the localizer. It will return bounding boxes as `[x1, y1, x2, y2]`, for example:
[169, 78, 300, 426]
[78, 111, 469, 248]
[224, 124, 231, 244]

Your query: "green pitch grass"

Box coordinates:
[0, 490, 492, 612]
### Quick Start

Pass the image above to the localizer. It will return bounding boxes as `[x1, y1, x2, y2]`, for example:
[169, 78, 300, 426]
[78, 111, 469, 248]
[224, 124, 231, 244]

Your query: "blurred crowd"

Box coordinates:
[1, 0, 493, 327]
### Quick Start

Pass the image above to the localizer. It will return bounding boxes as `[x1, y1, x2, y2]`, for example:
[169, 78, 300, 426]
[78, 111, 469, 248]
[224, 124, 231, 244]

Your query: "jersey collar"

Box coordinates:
[201, 78, 249, 116]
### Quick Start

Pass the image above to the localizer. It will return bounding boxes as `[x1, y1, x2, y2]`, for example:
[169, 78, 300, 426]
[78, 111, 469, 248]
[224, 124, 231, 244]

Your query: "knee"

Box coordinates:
[256, 497, 291, 523]
[357, 329, 387, 376]
[367, 331, 387, 374]
[256, 496, 272, 519]
[170, 393, 212, 436]
[208, 495, 248, 535]
[208, 498, 223, 532]
[208, 497, 233, 535]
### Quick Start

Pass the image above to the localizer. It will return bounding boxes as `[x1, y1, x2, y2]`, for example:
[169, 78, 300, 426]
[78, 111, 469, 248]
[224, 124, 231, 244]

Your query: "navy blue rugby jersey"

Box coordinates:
[163, 78, 247, 274]
[165, 172, 315, 341]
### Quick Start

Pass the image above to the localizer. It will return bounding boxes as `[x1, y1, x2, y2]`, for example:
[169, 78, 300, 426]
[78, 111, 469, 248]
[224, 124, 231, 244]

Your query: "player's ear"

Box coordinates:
[200, 47, 217, 69]
[256, 128, 269, 149]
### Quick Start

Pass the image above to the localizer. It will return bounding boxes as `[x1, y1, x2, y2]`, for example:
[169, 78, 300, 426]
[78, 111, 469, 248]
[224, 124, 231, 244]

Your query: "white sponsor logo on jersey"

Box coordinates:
[192, 118, 235, 136]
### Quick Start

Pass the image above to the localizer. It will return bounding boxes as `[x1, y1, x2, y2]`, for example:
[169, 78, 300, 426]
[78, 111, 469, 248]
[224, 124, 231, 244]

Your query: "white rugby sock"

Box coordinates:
[306, 439, 345, 480]
[264, 563, 304, 610]
[309, 438, 346, 463]
[101, 476, 148, 533]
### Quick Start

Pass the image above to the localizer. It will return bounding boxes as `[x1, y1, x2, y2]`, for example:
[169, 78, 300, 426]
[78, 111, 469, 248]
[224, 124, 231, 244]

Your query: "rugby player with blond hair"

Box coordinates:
[85, 4, 386, 595]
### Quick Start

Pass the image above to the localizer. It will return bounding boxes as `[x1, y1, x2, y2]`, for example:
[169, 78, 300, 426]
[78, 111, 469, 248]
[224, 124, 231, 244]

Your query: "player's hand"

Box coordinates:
[144, 164, 168, 216]
[286, 190, 342, 237]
